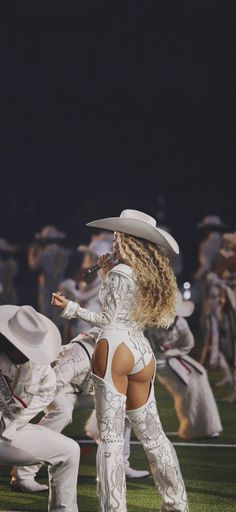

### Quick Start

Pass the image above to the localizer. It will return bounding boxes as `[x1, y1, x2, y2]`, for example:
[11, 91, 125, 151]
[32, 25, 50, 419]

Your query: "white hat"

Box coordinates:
[0, 305, 61, 364]
[86, 209, 179, 254]
[197, 215, 227, 230]
[78, 239, 112, 257]
[175, 291, 195, 318]
[35, 225, 66, 240]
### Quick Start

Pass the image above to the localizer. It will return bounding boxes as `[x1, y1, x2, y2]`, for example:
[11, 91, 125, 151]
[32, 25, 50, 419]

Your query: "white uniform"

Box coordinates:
[0, 354, 80, 512]
[145, 317, 223, 439]
[61, 263, 189, 512]
[11, 333, 95, 483]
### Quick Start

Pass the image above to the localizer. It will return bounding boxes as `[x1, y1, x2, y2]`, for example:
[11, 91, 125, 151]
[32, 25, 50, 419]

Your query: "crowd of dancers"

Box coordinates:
[0, 210, 235, 512]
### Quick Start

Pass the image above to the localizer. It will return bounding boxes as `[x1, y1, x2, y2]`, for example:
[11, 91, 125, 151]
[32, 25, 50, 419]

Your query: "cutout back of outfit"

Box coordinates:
[94, 264, 154, 388]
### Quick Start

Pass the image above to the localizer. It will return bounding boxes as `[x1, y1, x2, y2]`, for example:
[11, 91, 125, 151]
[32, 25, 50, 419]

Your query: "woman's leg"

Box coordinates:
[92, 340, 134, 512]
[126, 359, 189, 512]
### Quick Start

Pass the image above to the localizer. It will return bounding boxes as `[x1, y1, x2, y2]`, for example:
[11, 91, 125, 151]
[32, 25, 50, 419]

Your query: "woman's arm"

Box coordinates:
[52, 270, 129, 327]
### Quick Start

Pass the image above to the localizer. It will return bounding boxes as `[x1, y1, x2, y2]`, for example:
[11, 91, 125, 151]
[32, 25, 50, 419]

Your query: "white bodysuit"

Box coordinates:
[61, 263, 153, 387]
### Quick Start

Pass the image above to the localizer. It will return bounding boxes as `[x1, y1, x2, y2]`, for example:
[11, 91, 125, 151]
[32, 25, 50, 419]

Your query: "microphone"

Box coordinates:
[83, 253, 117, 280]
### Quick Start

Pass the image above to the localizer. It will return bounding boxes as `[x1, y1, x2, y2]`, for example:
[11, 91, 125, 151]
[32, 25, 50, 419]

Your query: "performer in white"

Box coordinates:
[0, 304, 80, 512]
[145, 292, 222, 439]
[12, 328, 148, 492]
[52, 210, 189, 512]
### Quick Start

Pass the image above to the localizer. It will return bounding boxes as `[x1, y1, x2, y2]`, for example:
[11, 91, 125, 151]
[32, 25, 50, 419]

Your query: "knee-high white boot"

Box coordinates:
[126, 385, 189, 512]
[92, 373, 127, 512]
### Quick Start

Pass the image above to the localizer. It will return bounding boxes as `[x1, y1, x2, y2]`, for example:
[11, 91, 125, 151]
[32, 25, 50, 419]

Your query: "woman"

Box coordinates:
[145, 291, 222, 439]
[52, 209, 189, 512]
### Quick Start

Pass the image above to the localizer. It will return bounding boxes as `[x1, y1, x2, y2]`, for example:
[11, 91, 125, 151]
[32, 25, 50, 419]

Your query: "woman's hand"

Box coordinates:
[51, 291, 69, 309]
[98, 253, 115, 275]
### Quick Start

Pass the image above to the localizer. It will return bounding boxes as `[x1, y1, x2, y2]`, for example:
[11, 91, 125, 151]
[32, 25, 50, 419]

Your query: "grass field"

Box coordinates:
[0, 369, 236, 512]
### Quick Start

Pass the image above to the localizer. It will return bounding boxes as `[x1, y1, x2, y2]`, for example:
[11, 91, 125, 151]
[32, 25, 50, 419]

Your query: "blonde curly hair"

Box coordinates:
[116, 231, 177, 328]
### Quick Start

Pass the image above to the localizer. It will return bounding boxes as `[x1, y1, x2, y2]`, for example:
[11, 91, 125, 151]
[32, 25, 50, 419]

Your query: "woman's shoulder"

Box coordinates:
[110, 263, 134, 279]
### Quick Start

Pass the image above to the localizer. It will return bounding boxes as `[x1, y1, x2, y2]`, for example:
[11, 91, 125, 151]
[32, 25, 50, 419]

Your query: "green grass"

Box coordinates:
[1, 368, 236, 512]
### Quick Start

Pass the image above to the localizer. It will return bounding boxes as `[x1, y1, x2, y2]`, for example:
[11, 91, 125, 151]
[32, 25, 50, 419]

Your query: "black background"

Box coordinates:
[1, 0, 236, 275]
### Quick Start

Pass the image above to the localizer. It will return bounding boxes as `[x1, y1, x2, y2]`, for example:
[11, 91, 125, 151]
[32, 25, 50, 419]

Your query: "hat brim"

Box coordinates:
[197, 223, 227, 230]
[0, 306, 61, 365]
[35, 234, 66, 240]
[176, 301, 195, 318]
[86, 218, 179, 254]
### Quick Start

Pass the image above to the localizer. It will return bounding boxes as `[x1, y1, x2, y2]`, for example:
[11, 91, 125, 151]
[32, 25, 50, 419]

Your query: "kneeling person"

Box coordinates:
[0, 305, 80, 512]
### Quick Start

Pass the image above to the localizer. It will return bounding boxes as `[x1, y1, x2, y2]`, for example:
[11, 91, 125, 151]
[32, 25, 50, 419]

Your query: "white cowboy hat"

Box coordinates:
[197, 215, 227, 230]
[0, 305, 61, 364]
[86, 209, 179, 254]
[77, 239, 112, 257]
[175, 291, 195, 318]
[35, 225, 66, 240]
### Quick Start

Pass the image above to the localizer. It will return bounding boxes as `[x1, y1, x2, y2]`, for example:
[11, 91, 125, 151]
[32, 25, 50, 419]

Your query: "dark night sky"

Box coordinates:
[0, 0, 236, 274]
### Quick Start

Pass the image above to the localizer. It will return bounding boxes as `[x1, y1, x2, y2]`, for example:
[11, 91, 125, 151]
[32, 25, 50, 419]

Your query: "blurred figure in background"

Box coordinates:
[145, 291, 222, 440]
[59, 237, 113, 338]
[28, 226, 70, 328]
[200, 272, 235, 388]
[219, 232, 236, 299]
[192, 215, 227, 309]
[200, 232, 236, 401]
[0, 239, 18, 305]
[219, 232, 236, 401]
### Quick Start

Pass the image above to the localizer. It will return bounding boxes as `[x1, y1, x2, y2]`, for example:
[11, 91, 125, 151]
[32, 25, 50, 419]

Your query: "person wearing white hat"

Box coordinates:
[28, 225, 70, 328]
[145, 291, 222, 439]
[0, 304, 80, 511]
[10, 328, 97, 493]
[52, 209, 189, 512]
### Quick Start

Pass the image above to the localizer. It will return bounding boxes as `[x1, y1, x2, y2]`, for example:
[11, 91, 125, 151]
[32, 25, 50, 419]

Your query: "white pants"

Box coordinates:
[13, 392, 132, 481]
[0, 423, 80, 512]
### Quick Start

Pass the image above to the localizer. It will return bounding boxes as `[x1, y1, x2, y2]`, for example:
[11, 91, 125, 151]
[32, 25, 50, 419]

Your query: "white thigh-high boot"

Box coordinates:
[92, 374, 127, 512]
[85, 410, 149, 479]
[126, 384, 189, 512]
